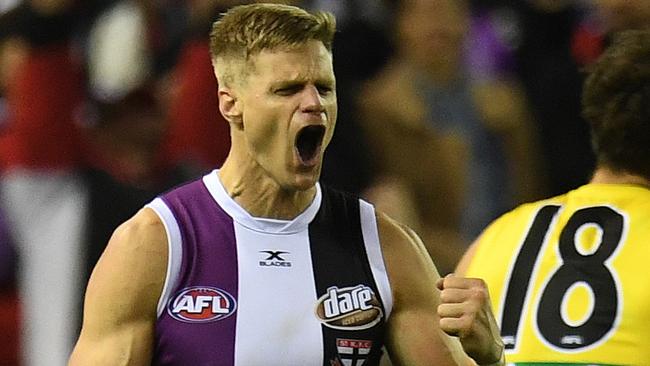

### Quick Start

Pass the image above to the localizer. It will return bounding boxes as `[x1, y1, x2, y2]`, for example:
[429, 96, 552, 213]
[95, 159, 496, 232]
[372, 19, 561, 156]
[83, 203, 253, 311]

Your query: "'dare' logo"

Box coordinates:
[315, 285, 383, 331]
[168, 286, 237, 323]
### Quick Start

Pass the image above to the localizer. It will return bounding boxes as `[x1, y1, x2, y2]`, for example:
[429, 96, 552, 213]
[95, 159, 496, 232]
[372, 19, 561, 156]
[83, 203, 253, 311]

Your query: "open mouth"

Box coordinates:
[295, 125, 326, 165]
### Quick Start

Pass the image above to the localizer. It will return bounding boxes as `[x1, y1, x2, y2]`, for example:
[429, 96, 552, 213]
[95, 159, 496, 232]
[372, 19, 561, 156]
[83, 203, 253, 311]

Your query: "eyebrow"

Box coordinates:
[269, 77, 335, 89]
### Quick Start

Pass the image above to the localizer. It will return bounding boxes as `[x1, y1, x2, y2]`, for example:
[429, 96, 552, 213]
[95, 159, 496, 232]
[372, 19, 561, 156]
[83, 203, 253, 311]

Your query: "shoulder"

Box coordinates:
[457, 194, 567, 275]
[159, 175, 211, 203]
[374, 211, 441, 303]
[481, 192, 568, 241]
[109, 207, 168, 261]
[86, 207, 168, 317]
[493, 194, 567, 233]
[70, 208, 167, 364]
[116, 205, 166, 236]
[375, 211, 426, 256]
[320, 185, 374, 222]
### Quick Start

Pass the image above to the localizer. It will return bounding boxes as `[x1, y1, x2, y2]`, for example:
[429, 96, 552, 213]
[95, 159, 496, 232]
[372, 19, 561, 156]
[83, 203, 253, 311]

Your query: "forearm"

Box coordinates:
[69, 327, 154, 366]
[466, 347, 505, 366]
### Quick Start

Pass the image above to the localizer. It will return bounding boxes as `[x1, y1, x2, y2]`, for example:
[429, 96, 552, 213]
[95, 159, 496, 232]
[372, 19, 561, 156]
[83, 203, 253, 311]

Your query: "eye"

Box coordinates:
[316, 85, 333, 96]
[274, 85, 302, 96]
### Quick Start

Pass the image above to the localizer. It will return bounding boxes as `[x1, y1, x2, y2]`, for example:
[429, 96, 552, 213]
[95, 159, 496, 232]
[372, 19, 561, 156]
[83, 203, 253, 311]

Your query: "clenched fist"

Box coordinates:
[437, 274, 505, 366]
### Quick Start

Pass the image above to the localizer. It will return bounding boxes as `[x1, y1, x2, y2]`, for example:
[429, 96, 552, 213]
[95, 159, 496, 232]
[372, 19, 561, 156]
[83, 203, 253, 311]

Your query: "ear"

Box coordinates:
[218, 87, 243, 126]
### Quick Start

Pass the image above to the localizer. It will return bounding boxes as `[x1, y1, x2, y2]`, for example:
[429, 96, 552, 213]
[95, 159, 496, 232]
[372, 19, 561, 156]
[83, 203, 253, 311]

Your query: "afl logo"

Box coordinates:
[315, 285, 383, 330]
[167, 286, 237, 323]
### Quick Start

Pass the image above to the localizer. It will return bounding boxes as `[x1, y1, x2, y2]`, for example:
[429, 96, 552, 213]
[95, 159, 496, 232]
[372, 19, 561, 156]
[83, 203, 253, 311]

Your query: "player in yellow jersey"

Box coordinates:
[456, 29, 650, 366]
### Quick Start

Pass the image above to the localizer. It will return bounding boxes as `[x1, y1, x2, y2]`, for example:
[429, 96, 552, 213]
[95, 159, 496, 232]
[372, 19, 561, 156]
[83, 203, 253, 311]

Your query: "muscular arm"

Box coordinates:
[68, 208, 168, 365]
[378, 213, 503, 365]
[379, 213, 469, 365]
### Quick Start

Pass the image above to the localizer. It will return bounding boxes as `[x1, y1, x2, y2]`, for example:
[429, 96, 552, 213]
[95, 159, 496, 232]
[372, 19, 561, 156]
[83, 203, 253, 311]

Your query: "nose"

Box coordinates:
[301, 85, 326, 115]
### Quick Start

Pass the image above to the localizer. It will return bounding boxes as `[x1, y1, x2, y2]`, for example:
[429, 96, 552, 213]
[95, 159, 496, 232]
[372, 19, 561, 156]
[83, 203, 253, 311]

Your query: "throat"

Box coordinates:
[218, 167, 317, 220]
[249, 187, 317, 220]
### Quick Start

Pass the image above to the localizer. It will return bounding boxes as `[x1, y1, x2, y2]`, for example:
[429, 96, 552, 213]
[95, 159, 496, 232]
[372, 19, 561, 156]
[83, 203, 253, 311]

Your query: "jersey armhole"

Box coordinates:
[359, 199, 394, 319]
[146, 198, 183, 318]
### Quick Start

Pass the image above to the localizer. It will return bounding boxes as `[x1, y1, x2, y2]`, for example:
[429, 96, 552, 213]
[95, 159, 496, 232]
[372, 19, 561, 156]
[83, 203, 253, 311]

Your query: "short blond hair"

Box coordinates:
[209, 3, 336, 86]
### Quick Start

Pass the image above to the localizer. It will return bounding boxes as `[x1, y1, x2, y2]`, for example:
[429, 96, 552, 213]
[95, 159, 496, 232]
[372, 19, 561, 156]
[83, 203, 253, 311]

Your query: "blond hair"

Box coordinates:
[209, 3, 336, 86]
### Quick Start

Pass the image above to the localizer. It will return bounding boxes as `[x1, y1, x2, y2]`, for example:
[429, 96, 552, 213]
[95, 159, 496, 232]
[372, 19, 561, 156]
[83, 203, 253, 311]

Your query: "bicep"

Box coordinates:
[69, 209, 167, 365]
[385, 300, 468, 366]
[378, 215, 470, 365]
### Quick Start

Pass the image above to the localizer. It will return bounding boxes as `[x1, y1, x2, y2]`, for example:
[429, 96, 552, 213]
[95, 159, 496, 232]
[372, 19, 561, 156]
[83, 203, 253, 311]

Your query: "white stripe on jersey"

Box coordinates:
[359, 200, 393, 319]
[233, 223, 323, 365]
[147, 198, 184, 317]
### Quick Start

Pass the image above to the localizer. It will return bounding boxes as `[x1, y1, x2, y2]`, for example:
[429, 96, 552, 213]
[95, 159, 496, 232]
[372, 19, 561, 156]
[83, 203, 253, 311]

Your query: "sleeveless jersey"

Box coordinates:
[466, 183, 650, 365]
[145, 170, 393, 366]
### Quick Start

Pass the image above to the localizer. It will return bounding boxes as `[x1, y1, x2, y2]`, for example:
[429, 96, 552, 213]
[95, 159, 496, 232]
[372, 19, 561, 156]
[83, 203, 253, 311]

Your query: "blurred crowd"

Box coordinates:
[0, 0, 648, 365]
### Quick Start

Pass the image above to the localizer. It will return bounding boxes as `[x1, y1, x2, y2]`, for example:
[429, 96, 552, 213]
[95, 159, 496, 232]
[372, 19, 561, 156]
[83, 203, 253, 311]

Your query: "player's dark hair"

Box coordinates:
[582, 29, 650, 180]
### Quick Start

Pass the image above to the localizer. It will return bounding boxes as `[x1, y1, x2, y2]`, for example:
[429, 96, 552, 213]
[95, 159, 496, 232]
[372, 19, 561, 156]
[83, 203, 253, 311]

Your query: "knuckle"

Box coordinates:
[437, 304, 446, 317]
[440, 319, 459, 336]
[465, 301, 480, 315]
[439, 317, 450, 327]
[474, 277, 487, 288]
[439, 289, 451, 303]
[470, 287, 488, 302]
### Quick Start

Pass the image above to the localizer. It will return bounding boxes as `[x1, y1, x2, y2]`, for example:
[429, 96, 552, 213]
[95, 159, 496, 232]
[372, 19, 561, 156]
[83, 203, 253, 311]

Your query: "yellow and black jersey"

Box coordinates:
[466, 183, 650, 365]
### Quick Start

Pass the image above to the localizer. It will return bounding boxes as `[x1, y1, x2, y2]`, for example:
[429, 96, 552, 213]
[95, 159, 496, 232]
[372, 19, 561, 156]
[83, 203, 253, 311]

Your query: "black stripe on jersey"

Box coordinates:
[500, 204, 561, 349]
[309, 186, 386, 366]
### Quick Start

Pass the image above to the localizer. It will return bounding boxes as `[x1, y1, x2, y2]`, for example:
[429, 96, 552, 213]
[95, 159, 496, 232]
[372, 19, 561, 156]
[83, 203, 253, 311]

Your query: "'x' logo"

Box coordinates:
[260, 250, 289, 261]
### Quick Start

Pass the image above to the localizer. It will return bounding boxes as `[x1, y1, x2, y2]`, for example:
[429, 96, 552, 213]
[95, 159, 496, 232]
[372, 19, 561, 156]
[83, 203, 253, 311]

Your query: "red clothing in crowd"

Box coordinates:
[0, 43, 86, 172]
[159, 40, 230, 171]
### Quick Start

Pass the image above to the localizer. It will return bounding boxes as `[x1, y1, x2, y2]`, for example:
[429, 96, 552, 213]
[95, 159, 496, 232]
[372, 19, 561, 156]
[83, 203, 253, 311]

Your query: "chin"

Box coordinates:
[291, 177, 319, 191]
[287, 170, 321, 192]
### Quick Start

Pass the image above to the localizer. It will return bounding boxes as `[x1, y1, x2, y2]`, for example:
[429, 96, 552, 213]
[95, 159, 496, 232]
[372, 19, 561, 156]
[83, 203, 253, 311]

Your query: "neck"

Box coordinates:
[218, 152, 317, 220]
[590, 166, 650, 187]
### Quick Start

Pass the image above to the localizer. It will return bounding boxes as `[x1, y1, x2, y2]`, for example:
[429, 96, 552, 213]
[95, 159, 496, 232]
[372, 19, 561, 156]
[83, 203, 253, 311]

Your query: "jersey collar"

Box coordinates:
[202, 169, 322, 234]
